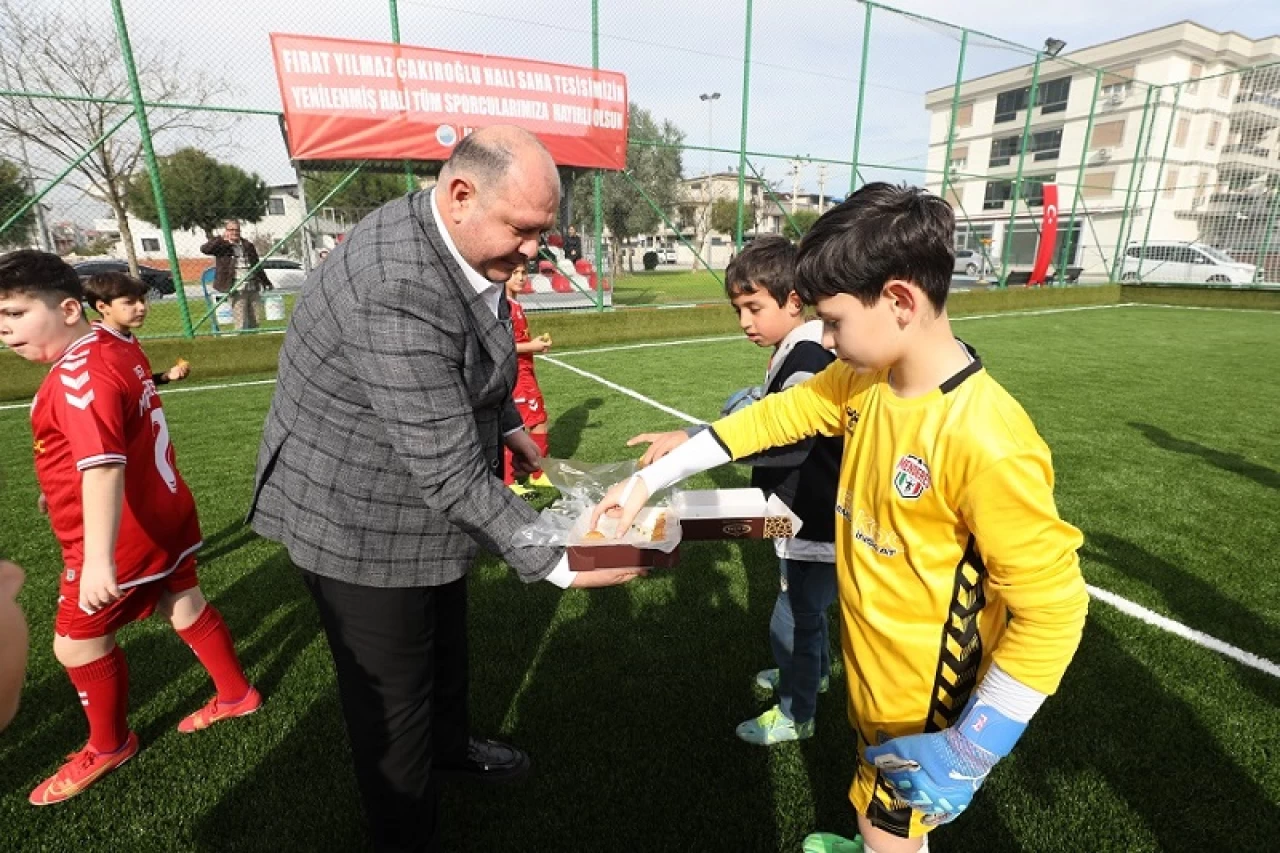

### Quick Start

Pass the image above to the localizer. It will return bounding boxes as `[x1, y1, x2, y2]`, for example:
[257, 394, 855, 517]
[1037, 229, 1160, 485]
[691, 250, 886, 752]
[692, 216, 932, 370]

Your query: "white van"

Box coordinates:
[1119, 241, 1257, 284]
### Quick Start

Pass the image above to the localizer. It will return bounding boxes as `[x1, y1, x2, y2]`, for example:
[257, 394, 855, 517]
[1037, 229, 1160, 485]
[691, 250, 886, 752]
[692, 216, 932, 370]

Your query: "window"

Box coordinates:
[983, 180, 1013, 209]
[1030, 128, 1063, 161]
[945, 185, 964, 208]
[955, 103, 974, 128]
[1174, 117, 1190, 147]
[1218, 73, 1233, 98]
[1207, 120, 1221, 149]
[1100, 66, 1136, 104]
[1187, 62, 1203, 94]
[1163, 169, 1179, 199]
[141, 238, 160, 252]
[1038, 77, 1071, 114]
[949, 144, 969, 171]
[989, 135, 1022, 167]
[1195, 172, 1208, 207]
[1081, 170, 1116, 198]
[1091, 119, 1126, 148]
[267, 197, 286, 216]
[1023, 174, 1055, 207]
[994, 87, 1028, 123]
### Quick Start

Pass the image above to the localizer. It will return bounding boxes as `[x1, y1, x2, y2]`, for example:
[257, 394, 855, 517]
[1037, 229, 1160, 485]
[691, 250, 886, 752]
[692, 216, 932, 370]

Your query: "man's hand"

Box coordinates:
[570, 567, 647, 588]
[78, 557, 122, 613]
[36, 493, 48, 515]
[533, 334, 552, 354]
[628, 430, 691, 468]
[589, 476, 651, 536]
[504, 429, 541, 478]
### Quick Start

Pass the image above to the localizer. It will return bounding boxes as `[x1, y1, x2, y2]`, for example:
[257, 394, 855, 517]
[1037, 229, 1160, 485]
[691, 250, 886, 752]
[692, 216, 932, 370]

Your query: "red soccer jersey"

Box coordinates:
[31, 325, 202, 585]
[508, 297, 538, 383]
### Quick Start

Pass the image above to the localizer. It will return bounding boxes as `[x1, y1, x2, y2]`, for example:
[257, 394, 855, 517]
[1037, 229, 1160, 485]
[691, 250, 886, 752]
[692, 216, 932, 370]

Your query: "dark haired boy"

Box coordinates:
[596, 185, 1088, 852]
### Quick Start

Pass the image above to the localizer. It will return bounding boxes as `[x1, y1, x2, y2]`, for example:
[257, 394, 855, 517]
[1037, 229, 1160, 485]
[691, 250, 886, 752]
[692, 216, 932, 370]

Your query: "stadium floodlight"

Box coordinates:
[1044, 38, 1067, 58]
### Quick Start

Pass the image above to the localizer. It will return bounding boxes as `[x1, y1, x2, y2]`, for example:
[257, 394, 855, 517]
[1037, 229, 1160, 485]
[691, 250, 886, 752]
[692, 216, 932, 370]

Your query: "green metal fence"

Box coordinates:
[1, 0, 1277, 338]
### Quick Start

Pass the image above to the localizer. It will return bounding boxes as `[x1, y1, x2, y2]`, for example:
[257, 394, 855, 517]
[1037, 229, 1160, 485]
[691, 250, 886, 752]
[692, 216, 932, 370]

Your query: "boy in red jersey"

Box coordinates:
[0, 250, 260, 806]
[503, 265, 553, 491]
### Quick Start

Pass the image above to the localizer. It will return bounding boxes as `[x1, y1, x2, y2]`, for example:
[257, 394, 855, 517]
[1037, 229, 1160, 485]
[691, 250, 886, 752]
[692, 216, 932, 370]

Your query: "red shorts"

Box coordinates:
[513, 378, 548, 428]
[55, 555, 200, 640]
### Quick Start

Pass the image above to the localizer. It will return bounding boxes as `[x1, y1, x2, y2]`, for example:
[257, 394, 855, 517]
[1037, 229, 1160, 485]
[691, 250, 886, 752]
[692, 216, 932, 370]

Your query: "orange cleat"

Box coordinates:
[177, 686, 262, 734]
[29, 732, 139, 806]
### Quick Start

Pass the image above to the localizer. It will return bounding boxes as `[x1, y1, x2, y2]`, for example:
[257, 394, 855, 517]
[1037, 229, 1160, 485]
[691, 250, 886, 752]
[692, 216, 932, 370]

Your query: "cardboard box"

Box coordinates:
[671, 489, 803, 540]
[565, 508, 681, 571]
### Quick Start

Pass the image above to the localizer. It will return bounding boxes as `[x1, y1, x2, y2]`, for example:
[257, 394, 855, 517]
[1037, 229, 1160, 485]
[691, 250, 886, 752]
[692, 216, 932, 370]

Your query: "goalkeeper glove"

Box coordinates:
[864, 694, 1026, 826]
[721, 385, 764, 418]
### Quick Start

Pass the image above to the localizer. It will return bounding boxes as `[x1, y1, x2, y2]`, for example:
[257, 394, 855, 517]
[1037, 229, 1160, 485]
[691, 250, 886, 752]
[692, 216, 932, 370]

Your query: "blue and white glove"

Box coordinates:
[721, 385, 764, 418]
[864, 695, 1027, 826]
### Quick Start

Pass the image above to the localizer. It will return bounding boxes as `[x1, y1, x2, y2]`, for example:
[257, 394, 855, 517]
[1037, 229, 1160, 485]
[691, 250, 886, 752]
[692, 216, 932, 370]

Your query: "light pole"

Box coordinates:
[699, 92, 720, 178]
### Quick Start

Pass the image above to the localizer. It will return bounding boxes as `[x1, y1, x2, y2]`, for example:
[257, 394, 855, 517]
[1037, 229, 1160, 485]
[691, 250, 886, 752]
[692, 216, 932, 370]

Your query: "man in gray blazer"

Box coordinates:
[248, 125, 639, 852]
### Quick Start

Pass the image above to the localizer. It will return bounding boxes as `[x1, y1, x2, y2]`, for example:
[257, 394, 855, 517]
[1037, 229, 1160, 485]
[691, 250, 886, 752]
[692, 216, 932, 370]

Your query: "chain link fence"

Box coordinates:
[1, 0, 1277, 338]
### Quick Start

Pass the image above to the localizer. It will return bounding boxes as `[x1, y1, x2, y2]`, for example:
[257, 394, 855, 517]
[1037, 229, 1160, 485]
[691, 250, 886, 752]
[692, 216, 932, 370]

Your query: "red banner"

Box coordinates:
[1028, 183, 1059, 286]
[270, 34, 629, 170]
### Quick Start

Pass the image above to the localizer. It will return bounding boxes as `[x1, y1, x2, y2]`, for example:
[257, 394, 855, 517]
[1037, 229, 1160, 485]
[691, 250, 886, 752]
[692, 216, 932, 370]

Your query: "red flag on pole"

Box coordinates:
[1028, 183, 1059, 286]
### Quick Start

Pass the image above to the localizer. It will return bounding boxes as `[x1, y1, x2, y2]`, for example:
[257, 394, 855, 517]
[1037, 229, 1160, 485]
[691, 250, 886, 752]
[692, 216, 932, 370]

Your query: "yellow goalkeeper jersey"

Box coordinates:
[711, 347, 1088, 837]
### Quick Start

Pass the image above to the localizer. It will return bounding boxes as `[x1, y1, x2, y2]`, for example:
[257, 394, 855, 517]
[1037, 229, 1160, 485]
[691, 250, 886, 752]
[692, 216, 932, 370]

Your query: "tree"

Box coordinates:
[126, 148, 270, 238]
[783, 209, 821, 241]
[572, 103, 684, 275]
[710, 199, 759, 238]
[0, 0, 225, 274]
[0, 159, 34, 248]
[304, 164, 441, 227]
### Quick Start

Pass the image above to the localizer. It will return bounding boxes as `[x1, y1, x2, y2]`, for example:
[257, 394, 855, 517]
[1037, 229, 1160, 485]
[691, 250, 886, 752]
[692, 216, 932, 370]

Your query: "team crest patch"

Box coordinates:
[893, 454, 931, 499]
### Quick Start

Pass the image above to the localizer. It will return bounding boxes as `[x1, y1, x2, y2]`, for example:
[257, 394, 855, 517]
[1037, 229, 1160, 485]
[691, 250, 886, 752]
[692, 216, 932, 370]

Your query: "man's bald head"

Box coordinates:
[434, 125, 561, 283]
[439, 125, 559, 198]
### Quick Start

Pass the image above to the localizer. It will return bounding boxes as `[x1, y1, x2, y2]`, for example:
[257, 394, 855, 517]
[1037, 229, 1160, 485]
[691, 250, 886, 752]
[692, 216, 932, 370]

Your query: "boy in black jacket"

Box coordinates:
[646, 235, 843, 744]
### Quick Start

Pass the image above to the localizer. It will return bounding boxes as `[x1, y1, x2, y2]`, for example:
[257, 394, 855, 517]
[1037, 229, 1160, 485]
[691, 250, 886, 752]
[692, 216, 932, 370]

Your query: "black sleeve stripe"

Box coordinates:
[708, 426, 735, 458]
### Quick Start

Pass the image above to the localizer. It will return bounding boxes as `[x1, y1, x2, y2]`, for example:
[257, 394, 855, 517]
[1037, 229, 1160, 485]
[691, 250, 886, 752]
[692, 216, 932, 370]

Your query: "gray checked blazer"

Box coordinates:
[247, 191, 562, 587]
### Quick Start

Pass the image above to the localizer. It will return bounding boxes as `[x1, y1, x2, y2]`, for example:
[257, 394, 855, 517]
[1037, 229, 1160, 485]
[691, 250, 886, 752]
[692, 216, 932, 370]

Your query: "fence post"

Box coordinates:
[109, 0, 194, 338]
[1059, 69, 1103, 285]
[1111, 84, 1156, 280]
[999, 51, 1042, 286]
[1137, 84, 1181, 280]
[388, 0, 416, 194]
[735, 0, 755, 251]
[850, 1, 873, 193]
[940, 29, 969, 204]
[591, 0, 605, 308]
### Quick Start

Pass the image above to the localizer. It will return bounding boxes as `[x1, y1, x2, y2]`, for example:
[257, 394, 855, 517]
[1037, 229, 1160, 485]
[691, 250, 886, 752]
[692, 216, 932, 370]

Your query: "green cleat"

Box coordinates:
[802, 833, 865, 853]
[736, 704, 814, 745]
[754, 668, 830, 695]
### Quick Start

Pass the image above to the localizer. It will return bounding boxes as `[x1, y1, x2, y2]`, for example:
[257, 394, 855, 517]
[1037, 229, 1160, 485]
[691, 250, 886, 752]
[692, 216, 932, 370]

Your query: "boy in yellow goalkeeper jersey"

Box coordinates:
[594, 183, 1089, 853]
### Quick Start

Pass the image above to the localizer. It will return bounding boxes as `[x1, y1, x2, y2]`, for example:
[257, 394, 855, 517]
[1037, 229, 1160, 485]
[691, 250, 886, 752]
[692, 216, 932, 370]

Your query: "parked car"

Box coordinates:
[73, 260, 175, 297]
[657, 246, 677, 265]
[1119, 241, 1257, 284]
[953, 249, 989, 277]
[198, 257, 307, 292]
[259, 257, 307, 290]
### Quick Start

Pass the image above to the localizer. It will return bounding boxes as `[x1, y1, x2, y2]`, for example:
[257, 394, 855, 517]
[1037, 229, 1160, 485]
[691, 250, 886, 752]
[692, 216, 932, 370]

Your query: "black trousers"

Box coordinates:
[303, 572, 470, 853]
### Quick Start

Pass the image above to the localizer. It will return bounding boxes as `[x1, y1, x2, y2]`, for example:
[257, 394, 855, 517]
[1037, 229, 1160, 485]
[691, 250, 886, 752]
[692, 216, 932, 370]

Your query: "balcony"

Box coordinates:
[1219, 143, 1277, 176]
[1231, 92, 1280, 128]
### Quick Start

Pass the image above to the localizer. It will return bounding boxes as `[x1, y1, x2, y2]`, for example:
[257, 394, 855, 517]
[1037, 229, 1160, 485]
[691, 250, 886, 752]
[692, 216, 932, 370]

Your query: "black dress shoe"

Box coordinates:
[435, 737, 531, 783]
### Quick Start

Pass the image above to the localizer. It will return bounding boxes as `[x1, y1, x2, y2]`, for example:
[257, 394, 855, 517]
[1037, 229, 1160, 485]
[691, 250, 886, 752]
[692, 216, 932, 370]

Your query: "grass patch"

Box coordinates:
[0, 306, 1276, 851]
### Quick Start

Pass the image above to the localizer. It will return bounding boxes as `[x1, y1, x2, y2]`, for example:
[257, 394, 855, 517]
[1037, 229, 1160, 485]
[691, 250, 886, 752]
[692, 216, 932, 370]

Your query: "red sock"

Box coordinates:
[530, 431, 549, 478]
[177, 605, 251, 704]
[66, 646, 129, 754]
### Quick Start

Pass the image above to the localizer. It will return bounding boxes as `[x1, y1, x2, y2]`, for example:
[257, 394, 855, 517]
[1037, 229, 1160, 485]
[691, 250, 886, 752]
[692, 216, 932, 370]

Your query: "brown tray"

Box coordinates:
[567, 543, 681, 571]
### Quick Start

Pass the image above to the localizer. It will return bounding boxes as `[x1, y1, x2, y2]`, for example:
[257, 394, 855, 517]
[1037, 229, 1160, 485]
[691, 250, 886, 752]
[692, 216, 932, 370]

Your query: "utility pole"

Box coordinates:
[788, 158, 804, 216]
[817, 164, 828, 214]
